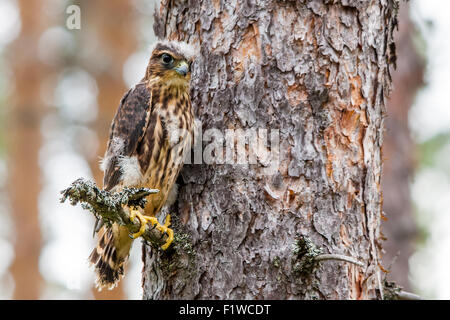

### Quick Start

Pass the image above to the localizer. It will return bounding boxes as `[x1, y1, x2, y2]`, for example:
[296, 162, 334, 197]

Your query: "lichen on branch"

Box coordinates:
[292, 235, 364, 275]
[59, 178, 170, 248]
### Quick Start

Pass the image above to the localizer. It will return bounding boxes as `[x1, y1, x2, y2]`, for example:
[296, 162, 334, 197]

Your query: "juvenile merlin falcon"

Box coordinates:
[89, 40, 196, 290]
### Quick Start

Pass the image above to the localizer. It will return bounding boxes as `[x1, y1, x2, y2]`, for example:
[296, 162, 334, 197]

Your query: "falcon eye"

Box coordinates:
[161, 53, 173, 65]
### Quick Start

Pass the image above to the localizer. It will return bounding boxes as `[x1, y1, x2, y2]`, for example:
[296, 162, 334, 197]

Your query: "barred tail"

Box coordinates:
[89, 224, 133, 290]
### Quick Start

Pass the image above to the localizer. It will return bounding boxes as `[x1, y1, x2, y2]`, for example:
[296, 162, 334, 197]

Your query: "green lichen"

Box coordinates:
[174, 232, 197, 259]
[158, 230, 197, 275]
[273, 256, 281, 268]
[383, 280, 402, 300]
[291, 235, 323, 275]
[60, 177, 159, 224]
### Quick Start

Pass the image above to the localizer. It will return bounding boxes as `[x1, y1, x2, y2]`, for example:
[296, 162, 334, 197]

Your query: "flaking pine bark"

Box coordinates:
[142, 0, 398, 299]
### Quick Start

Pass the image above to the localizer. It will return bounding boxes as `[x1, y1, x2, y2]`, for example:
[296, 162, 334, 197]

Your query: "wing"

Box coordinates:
[102, 82, 152, 191]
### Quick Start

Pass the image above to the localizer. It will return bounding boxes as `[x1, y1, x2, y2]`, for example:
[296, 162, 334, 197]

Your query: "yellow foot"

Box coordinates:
[157, 214, 174, 250]
[129, 209, 174, 250]
[129, 208, 158, 239]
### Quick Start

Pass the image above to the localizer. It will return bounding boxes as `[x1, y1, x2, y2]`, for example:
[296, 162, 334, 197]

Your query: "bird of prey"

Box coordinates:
[89, 40, 197, 290]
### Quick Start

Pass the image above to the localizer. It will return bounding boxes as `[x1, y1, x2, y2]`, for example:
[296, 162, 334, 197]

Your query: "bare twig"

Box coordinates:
[292, 235, 364, 274]
[395, 290, 422, 300]
[315, 254, 365, 268]
[60, 178, 170, 248]
[383, 280, 423, 300]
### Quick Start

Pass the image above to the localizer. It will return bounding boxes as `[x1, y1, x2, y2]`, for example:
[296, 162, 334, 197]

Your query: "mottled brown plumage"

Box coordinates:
[89, 40, 196, 290]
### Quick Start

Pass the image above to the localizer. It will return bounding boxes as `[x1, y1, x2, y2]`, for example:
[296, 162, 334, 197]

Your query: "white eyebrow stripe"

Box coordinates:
[149, 40, 198, 61]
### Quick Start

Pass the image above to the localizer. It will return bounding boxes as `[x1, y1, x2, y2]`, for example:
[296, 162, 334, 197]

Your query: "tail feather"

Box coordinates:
[89, 224, 132, 290]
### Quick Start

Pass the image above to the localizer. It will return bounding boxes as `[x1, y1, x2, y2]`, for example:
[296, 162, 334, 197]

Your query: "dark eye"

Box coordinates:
[161, 53, 173, 64]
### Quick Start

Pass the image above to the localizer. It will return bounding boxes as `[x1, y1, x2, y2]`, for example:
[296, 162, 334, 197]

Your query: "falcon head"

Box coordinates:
[146, 40, 197, 86]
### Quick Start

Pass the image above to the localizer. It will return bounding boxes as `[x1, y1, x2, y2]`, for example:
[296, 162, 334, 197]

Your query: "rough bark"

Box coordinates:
[142, 0, 398, 300]
[381, 1, 424, 291]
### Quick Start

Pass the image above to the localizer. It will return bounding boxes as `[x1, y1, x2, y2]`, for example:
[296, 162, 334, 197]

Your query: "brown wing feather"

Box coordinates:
[102, 82, 152, 191]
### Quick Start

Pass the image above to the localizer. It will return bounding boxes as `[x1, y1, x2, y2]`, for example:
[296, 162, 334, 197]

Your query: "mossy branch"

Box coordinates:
[59, 178, 170, 248]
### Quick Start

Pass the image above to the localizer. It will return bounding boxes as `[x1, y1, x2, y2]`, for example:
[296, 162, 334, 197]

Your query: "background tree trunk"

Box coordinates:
[80, 0, 138, 300]
[381, 1, 424, 291]
[7, 0, 47, 299]
[142, 0, 398, 299]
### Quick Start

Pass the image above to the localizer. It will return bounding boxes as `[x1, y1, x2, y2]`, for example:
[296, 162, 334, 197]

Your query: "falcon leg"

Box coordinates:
[129, 208, 174, 250]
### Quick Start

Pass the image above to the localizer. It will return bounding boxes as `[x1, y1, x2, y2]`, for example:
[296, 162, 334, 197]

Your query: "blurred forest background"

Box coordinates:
[0, 0, 448, 299]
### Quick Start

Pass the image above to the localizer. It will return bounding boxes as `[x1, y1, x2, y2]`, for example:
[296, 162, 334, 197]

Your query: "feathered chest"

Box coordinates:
[137, 89, 194, 191]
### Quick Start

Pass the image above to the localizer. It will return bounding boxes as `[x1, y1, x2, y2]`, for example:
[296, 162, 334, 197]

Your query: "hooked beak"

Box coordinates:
[174, 60, 189, 76]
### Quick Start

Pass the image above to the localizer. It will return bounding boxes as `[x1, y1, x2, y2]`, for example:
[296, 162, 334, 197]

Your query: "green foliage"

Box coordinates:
[418, 132, 450, 172]
[411, 202, 430, 246]
[413, 132, 450, 245]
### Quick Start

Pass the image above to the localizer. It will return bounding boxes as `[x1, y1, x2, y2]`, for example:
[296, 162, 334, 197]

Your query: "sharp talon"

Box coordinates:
[157, 214, 174, 250]
[161, 227, 174, 250]
[128, 210, 174, 250]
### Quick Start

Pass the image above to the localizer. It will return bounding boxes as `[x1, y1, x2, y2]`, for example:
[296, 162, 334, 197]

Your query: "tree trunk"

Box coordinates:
[381, 1, 424, 291]
[142, 0, 398, 300]
[7, 0, 47, 299]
